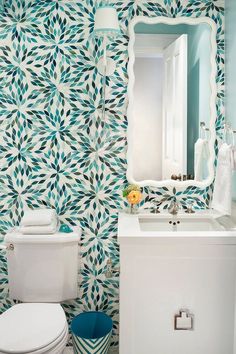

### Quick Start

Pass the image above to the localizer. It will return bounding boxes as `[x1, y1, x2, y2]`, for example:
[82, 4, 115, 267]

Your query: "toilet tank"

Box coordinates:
[4, 231, 80, 302]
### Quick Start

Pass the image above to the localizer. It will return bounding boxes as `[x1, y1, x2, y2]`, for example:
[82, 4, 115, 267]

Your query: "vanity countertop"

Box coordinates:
[118, 209, 236, 245]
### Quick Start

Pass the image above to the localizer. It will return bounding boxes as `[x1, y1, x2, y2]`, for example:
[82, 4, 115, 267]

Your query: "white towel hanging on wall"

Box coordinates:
[232, 147, 236, 170]
[212, 143, 234, 215]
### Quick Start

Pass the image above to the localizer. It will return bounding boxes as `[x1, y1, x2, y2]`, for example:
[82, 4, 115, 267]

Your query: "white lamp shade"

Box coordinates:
[94, 6, 120, 37]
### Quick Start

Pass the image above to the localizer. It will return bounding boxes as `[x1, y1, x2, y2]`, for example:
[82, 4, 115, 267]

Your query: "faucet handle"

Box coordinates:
[105, 259, 120, 278]
[150, 200, 161, 213]
[185, 200, 195, 214]
[168, 200, 180, 215]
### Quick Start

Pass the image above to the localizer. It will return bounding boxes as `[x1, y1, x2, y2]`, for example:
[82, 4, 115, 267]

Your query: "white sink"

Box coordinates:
[118, 211, 236, 245]
[139, 214, 224, 232]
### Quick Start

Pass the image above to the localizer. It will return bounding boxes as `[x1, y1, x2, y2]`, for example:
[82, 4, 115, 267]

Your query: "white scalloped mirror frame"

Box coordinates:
[126, 16, 217, 188]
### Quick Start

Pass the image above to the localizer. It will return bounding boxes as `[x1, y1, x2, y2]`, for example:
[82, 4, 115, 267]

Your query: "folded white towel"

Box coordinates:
[21, 208, 57, 227]
[20, 218, 58, 235]
[194, 138, 209, 181]
[212, 143, 233, 216]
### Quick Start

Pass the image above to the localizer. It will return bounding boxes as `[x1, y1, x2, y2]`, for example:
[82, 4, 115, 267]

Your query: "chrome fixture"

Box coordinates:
[171, 173, 194, 181]
[150, 200, 161, 214]
[150, 207, 160, 214]
[168, 201, 180, 216]
[0, 243, 14, 251]
[185, 201, 195, 214]
[7, 243, 14, 251]
[222, 123, 236, 146]
[171, 174, 182, 181]
[201, 121, 236, 136]
[223, 122, 236, 134]
[200, 121, 210, 132]
[105, 259, 120, 278]
[174, 309, 194, 330]
[199, 121, 210, 141]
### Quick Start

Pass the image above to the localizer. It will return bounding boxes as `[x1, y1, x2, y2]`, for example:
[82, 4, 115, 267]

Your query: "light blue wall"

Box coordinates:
[226, 0, 236, 201]
[135, 23, 187, 34]
[187, 24, 211, 175]
[135, 23, 211, 175]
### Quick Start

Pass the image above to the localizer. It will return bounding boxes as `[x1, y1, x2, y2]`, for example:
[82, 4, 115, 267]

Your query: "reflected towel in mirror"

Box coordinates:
[194, 138, 209, 181]
[232, 147, 236, 170]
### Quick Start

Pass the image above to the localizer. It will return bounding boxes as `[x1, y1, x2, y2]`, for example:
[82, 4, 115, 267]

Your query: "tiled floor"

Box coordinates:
[63, 348, 73, 353]
[63, 347, 118, 354]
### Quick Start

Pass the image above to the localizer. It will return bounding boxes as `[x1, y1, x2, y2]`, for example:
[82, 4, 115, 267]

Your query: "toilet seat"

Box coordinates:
[20, 324, 68, 354]
[0, 303, 68, 354]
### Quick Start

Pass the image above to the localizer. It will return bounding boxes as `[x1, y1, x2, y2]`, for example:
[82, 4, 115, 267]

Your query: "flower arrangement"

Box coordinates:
[123, 184, 142, 213]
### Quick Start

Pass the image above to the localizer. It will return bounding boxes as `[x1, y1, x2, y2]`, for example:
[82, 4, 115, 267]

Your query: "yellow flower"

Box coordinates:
[127, 190, 142, 205]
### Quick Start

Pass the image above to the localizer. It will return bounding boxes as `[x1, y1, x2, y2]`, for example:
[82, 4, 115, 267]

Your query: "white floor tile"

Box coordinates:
[63, 345, 118, 353]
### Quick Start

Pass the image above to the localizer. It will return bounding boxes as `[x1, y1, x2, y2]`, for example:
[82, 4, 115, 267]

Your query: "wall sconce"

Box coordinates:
[94, 4, 121, 76]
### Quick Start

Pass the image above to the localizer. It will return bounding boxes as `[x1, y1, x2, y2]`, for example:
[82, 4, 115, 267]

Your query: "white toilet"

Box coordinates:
[0, 230, 80, 354]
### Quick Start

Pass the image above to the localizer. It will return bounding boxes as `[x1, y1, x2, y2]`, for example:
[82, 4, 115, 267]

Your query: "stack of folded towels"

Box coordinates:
[20, 208, 58, 234]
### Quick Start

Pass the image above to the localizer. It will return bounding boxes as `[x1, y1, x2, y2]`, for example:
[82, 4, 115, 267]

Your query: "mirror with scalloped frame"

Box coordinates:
[127, 16, 217, 188]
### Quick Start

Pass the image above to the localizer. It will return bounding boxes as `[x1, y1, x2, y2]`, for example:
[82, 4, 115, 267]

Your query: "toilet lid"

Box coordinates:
[0, 303, 67, 353]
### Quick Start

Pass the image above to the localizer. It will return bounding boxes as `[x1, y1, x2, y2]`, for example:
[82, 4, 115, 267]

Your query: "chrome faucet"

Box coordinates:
[168, 200, 179, 216]
[150, 200, 161, 214]
[185, 200, 195, 214]
[105, 259, 120, 278]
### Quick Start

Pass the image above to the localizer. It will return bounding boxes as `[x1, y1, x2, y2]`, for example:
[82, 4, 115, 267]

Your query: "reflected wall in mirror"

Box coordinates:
[127, 17, 217, 188]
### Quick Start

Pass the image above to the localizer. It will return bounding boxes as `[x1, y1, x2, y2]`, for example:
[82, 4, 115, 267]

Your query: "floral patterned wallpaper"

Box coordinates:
[0, 0, 224, 350]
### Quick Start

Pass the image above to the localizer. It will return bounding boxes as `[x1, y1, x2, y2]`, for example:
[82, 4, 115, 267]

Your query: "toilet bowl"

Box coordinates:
[0, 303, 68, 354]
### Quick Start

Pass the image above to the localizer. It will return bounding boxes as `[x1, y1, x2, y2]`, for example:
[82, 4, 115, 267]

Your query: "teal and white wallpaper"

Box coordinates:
[0, 0, 224, 350]
[226, 0, 236, 201]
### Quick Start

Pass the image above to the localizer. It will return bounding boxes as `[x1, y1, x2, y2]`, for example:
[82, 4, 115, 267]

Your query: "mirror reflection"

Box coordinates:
[131, 22, 212, 182]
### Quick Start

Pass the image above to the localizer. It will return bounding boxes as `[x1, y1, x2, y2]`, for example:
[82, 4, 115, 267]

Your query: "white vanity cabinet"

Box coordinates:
[122, 10, 235, 353]
[118, 213, 236, 354]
